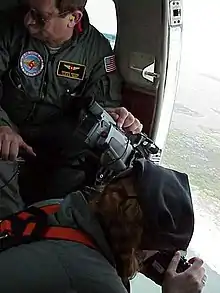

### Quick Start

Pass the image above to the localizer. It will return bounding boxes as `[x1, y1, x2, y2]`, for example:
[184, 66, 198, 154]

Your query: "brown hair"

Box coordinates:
[55, 0, 87, 12]
[90, 178, 143, 279]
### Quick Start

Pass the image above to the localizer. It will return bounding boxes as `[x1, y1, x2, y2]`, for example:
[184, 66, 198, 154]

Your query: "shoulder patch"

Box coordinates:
[20, 51, 44, 77]
[57, 61, 86, 80]
[104, 55, 116, 73]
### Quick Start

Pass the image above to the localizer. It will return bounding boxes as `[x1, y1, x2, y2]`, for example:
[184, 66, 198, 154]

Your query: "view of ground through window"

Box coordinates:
[162, 1, 220, 292]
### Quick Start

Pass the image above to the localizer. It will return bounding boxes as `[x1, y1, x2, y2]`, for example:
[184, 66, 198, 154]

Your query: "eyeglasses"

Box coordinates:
[29, 8, 70, 27]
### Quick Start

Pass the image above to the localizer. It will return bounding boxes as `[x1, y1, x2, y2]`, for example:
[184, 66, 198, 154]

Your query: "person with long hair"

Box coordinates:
[0, 159, 206, 293]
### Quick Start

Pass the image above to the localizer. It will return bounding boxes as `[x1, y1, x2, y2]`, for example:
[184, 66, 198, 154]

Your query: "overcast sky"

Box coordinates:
[181, 0, 220, 77]
[86, 0, 117, 34]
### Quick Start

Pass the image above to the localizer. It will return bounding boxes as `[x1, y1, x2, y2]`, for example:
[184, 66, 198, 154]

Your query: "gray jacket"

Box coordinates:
[0, 191, 128, 293]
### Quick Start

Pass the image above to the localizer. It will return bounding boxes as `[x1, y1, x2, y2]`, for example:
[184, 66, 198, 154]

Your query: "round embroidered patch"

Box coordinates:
[20, 51, 44, 77]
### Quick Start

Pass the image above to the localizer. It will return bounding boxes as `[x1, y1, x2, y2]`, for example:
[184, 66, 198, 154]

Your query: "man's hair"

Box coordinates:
[55, 0, 88, 12]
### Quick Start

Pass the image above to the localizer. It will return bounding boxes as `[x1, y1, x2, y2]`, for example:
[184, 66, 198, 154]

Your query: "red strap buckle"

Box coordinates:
[0, 220, 12, 236]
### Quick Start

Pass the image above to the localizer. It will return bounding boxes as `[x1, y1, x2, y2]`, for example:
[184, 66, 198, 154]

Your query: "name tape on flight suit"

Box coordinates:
[57, 61, 86, 80]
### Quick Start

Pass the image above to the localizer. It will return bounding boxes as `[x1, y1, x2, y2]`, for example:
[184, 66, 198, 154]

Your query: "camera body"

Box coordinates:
[141, 251, 190, 285]
[75, 97, 160, 182]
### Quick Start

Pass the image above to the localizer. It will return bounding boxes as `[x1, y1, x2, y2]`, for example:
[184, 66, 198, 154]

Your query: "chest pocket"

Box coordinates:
[8, 68, 23, 92]
[56, 61, 90, 102]
[56, 60, 86, 81]
[8, 50, 45, 101]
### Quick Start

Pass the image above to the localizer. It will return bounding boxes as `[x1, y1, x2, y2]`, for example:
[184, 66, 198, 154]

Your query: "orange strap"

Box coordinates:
[0, 204, 97, 250]
[21, 225, 97, 249]
[17, 204, 60, 221]
[40, 227, 96, 249]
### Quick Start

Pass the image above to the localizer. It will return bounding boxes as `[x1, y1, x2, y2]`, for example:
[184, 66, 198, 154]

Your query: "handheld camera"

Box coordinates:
[140, 251, 190, 285]
[73, 96, 160, 183]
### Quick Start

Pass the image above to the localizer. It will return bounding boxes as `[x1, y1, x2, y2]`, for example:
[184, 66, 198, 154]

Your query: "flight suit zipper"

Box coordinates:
[40, 46, 63, 100]
[40, 41, 77, 100]
[39, 47, 49, 100]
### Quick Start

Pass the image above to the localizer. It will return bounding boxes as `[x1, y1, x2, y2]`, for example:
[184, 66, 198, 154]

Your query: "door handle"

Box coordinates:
[130, 65, 160, 80]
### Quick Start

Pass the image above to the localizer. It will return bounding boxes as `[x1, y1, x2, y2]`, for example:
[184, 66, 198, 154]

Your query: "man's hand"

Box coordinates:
[162, 252, 206, 293]
[0, 126, 36, 161]
[107, 107, 143, 134]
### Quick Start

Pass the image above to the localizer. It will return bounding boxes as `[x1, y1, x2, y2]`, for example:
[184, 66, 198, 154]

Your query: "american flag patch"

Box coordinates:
[104, 55, 116, 73]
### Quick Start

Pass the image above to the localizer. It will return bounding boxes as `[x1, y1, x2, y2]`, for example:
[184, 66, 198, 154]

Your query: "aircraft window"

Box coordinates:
[162, 0, 220, 292]
[86, 0, 117, 49]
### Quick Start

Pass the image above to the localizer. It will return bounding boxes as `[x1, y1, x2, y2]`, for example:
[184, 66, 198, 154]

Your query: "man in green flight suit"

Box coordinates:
[0, 0, 143, 217]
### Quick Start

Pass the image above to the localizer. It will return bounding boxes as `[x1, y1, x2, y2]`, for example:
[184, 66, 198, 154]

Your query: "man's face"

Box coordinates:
[24, 0, 78, 46]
